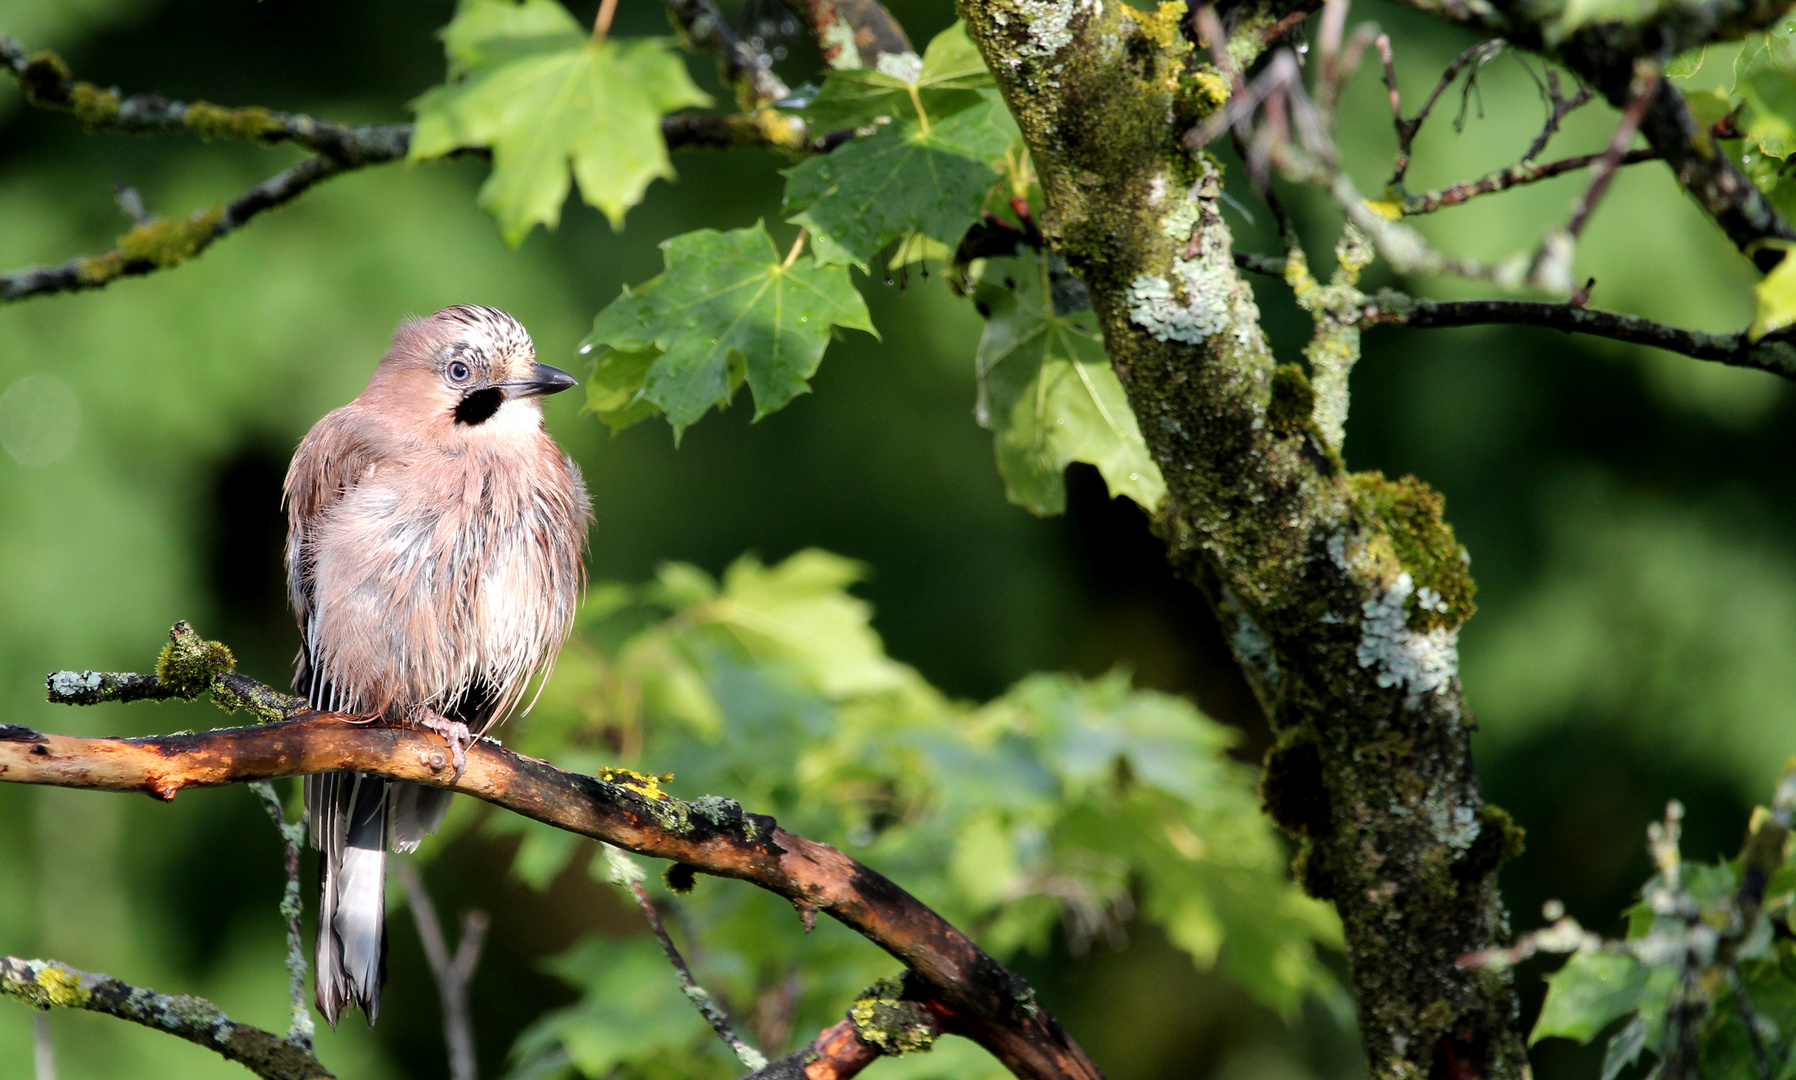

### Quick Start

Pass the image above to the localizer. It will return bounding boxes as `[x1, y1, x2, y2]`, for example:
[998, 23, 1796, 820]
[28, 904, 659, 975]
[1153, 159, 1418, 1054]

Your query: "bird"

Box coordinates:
[282, 304, 590, 1026]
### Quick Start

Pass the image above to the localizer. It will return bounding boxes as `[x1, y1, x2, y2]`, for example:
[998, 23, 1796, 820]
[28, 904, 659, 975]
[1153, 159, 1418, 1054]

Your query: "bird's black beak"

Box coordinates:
[501, 362, 579, 398]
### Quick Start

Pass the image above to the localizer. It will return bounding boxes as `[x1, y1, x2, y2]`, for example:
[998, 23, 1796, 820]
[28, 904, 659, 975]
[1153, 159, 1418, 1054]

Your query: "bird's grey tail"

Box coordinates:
[307, 770, 390, 1027]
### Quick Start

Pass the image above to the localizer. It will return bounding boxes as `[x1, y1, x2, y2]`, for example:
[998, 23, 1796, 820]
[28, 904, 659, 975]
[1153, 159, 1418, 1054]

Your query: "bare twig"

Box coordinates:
[1403, 148, 1656, 214]
[601, 846, 767, 1070]
[1520, 67, 1595, 162]
[394, 860, 487, 1080]
[8, 628, 1105, 1080]
[1563, 67, 1659, 241]
[1388, 39, 1504, 187]
[249, 781, 314, 1051]
[1358, 291, 1796, 380]
[0, 957, 334, 1080]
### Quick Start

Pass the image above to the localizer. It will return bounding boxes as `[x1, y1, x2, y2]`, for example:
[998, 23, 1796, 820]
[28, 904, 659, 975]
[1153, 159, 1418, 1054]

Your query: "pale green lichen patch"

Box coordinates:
[849, 977, 941, 1055]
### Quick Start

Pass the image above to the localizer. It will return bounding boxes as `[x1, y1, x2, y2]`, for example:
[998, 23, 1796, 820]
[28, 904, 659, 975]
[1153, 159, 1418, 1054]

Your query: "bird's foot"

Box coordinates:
[414, 710, 474, 780]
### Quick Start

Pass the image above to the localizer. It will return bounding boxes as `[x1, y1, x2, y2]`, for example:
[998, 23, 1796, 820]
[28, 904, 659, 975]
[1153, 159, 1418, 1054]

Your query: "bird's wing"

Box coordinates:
[283, 405, 384, 715]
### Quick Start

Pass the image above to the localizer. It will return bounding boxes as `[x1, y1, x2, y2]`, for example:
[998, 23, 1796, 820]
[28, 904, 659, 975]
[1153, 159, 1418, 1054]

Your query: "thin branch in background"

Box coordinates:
[394, 860, 488, 1080]
[32, 1012, 54, 1080]
[1520, 66, 1595, 162]
[1, 35, 410, 163]
[663, 0, 791, 104]
[1357, 290, 1796, 380]
[249, 780, 315, 1051]
[602, 845, 767, 1070]
[1562, 66, 1659, 241]
[1387, 38, 1504, 186]
[1402, 148, 1657, 214]
[1727, 963, 1778, 1080]
[0, 957, 334, 1080]
[1261, 5, 1318, 44]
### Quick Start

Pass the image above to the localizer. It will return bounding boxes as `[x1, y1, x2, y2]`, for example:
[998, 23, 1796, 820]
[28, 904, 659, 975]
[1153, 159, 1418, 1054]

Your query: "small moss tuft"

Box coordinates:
[77, 207, 224, 286]
[1261, 727, 1329, 836]
[1452, 804, 1526, 883]
[20, 53, 72, 102]
[1350, 471, 1476, 631]
[663, 863, 698, 894]
[849, 977, 940, 1056]
[1267, 364, 1316, 437]
[182, 101, 284, 142]
[69, 82, 120, 126]
[155, 621, 235, 700]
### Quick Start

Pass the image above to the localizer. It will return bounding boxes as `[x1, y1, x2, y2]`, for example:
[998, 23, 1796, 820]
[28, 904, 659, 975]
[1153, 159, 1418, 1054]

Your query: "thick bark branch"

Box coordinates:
[0, 956, 333, 1080]
[957, 5, 1525, 1079]
[0, 713, 1100, 1080]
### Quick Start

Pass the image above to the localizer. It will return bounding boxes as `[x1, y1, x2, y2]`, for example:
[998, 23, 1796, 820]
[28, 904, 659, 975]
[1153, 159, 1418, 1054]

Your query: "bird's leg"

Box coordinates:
[413, 707, 475, 781]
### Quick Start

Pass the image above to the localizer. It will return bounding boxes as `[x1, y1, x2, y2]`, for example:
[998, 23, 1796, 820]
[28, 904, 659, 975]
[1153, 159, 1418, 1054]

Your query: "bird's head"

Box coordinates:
[365, 304, 577, 438]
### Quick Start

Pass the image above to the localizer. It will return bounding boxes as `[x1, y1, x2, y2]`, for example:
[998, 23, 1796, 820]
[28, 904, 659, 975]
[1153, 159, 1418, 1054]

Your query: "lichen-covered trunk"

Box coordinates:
[954, 3, 1528, 1078]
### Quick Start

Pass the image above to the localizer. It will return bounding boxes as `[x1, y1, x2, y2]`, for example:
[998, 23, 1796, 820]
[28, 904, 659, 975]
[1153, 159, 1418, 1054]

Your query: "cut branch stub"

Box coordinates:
[0, 715, 1103, 1080]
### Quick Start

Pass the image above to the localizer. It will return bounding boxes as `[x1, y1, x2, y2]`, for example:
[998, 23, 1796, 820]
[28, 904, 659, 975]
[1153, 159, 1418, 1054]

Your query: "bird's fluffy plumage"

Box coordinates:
[285, 304, 590, 1025]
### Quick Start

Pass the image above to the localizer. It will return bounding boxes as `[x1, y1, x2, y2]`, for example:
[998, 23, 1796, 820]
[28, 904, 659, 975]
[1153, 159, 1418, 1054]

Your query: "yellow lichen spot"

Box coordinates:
[182, 101, 284, 142]
[597, 766, 674, 799]
[34, 965, 89, 1008]
[1362, 197, 1403, 221]
[1122, 1, 1189, 51]
[751, 108, 807, 152]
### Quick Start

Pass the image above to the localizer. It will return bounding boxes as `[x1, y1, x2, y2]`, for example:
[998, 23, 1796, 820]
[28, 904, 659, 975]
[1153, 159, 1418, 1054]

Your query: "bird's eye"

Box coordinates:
[447, 360, 472, 383]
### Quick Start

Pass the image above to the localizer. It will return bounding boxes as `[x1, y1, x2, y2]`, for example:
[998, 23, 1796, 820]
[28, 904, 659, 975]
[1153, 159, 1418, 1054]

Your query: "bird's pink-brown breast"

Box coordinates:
[288, 406, 589, 724]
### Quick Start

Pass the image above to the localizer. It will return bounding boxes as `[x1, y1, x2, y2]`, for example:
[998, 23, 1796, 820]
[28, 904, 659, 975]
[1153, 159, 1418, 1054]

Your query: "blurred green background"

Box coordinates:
[0, 0, 1787, 1077]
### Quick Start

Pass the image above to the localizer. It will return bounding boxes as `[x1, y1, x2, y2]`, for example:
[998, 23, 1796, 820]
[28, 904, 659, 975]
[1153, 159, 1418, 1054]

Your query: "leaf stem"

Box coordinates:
[781, 228, 808, 269]
[593, 0, 622, 42]
[908, 84, 930, 137]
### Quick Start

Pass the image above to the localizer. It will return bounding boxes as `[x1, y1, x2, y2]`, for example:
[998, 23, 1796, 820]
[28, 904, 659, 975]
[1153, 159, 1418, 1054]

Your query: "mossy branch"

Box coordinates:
[4, 627, 1103, 1080]
[954, 1, 1523, 1077]
[0, 956, 333, 1080]
[0, 34, 845, 304]
[743, 973, 949, 1080]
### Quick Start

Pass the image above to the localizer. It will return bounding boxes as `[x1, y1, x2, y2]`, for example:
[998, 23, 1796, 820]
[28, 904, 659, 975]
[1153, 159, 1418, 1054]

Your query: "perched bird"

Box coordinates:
[283, 305, 590, 1025]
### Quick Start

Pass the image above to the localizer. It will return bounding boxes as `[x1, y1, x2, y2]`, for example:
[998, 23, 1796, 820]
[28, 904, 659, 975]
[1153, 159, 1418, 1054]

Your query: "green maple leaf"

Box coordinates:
[784, 94, 1017, 267]
[581, 223, 877, 436]
[410, 0, 710, 244]
[1751, 242, 1796, 340]
[801, 20, 994, 133]
[973, 252, 1165, 516]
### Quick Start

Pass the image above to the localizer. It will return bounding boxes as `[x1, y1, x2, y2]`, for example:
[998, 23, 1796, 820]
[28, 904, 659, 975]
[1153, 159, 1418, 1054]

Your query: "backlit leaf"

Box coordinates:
[581, 223, 876, 436]
[973, 251, 1166, 515]
[1751, 243, 1796, 340]
[410, 0, 710, 243]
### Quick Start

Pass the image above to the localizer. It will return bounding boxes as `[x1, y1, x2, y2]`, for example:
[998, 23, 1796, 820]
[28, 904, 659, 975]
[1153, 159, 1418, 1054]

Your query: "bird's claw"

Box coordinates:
[415, 710, 474, 781]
